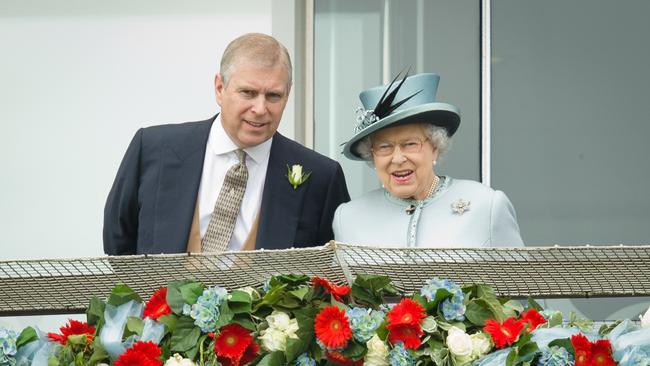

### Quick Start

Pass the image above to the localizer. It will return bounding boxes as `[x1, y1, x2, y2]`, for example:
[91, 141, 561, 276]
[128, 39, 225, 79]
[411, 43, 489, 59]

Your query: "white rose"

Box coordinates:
[470, 332, 492, 357]
[260, 328, 289, 352]
[640, 306, 650, 328]
[259, 311, 299, 352]
[164, 353, 197, 366]
[266, 311, 299, 335]
[446, 327, 473, 360]
[364, 335, 389, 366]
[291, 165, 303, 182]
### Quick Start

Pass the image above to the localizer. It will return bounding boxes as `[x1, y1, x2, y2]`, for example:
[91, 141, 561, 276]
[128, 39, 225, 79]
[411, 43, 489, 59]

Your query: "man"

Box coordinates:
[103, 33, 350, 255]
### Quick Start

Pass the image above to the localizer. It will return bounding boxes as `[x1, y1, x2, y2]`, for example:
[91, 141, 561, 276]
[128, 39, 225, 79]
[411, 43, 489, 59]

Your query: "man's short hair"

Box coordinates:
[220, 33, 293, 89]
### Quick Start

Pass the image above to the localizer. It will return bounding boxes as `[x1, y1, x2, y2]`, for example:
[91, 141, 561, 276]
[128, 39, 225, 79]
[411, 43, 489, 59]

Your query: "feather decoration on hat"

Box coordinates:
[372, 68, 422, 120]
[353, 68, 423, 134]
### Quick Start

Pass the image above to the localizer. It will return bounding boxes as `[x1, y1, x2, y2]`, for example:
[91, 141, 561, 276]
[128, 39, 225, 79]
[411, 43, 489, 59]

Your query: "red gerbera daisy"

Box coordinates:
[571, 333, 592, 366]
[520, 308, 546, 331]
[591, 339, 616, 366]
[387, 323, 424, 350]
[143, 287, 172, 320]
[312, 277, 351, 301]
[314, 305, 353, 349]
[483, 317, 524, 348]
[114, 341, 162, 366]
[214, 323, 254, 364]
[326, 351, 364, 366]
[218, 337, 260, 366]
[387, 298, 426, 327]
[47, 319, 95, 345]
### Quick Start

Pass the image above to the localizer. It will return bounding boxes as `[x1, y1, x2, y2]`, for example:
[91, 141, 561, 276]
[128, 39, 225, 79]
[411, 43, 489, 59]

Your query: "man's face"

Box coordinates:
[215, 61, 290, 148]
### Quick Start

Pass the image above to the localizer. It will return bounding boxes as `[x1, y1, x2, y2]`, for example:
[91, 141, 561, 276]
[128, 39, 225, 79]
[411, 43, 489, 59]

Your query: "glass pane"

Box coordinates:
[492, 0, 650, 319]
[314, 0, 480, 198]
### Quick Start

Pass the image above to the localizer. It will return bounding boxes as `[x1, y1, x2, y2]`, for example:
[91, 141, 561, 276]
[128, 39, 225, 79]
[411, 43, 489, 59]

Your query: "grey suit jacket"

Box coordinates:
[333, 177, 523, 247]
[103, 115, 350, 254]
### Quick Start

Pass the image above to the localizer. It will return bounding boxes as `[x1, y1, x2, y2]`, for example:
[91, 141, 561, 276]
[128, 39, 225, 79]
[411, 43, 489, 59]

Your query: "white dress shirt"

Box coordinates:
[198, 116, 272, 250]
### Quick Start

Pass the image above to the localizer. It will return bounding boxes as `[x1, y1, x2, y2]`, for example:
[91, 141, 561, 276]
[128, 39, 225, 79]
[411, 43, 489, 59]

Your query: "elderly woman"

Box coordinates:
[333, 73, 523, 247]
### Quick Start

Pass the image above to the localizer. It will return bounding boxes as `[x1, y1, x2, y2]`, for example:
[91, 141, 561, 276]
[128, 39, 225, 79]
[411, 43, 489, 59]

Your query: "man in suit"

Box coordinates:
[103, 33, 350, 255]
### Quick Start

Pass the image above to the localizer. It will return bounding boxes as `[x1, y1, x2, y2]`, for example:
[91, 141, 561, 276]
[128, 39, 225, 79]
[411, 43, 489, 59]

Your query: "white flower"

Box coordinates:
[470, 331, 492, 357]
[446, 327, 474, 365]
[164, 354, 196, 366]
[640, 306, 650, 328]
[364, 334, 389, 366]
[259, 311, 299, 352]
[291, 164, 303, 182]
[287, 164, 311, 189]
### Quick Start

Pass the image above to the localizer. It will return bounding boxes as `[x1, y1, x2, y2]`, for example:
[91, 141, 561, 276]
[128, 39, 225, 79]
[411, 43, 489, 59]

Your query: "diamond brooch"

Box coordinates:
[451, 199, 471, 215]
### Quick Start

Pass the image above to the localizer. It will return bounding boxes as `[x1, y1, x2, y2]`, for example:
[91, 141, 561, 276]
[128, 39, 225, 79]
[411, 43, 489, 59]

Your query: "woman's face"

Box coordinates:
[371, 123, 439, 200]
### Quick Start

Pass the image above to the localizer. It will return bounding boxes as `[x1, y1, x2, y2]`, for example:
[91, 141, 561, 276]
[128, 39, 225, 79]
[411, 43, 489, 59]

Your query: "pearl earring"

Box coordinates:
[433, 160, 437, 166]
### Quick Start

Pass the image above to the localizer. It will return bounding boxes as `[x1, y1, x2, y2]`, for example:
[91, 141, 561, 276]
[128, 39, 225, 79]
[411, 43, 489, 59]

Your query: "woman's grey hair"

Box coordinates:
[355, 123, 451, 162]
[220, 33, 292, 89]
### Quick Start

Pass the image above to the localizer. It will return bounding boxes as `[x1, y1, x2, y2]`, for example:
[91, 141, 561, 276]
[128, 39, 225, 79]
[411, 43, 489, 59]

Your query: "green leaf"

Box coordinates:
[351, 274, 397, 308]
[285, 308, 317, 362]
[87, 342, 109, 365]
[126, 316, 144, 336]
[86, 296, 106, 326]
[526, 297, 543, 311]
[180, 282, 205, 305]
[229, 290, 253, 313]
[167, 280, 203, 314]
[548, 338, 574, 357]
[289, 287, 309, 301]
[257, 351, 286, 366]
[341, 340, 367, 360]
[214, 301, 234, 329]
[107, 283, 142, 306]
[272, 274, 310, 287]
[547, 311, 564, 328]
[465, 299, 495, 326]
[518, 342, 539, 362]
[232, 316, 256, 331]
[16, 327, 38, 347]
[171, 316, 201, 352]
[67, 334, 88, 346]
[48, 355, 60, 366]
[505, 349, 517, 366]
[503, 300, 525, 318]
[158, 314, 178, 332]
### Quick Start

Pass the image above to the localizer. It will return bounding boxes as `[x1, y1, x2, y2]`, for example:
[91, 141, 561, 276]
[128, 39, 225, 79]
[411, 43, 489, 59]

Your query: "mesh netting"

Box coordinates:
[1, 242, 649, 316]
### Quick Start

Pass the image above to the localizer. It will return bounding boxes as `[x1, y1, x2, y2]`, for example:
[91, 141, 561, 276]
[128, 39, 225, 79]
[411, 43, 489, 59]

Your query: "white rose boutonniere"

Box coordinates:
[287, 164, 311, 189]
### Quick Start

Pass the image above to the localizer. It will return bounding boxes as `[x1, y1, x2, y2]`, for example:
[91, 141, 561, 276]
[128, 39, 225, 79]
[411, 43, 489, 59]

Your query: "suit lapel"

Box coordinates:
[153, 116, 214, 252]
[256, 133, 306, 249]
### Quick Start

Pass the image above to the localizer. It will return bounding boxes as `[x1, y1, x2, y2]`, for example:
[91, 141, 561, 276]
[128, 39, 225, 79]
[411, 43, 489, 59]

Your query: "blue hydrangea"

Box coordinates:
[184, 286, 228, 333]
[347, 307, 384, 343]
[388, 342, 415, 366]
[537, 346, 573, 366]
[420, 278, 466, 321]
[262, 279, 271, 293]
[295, 353, 317, 366]
[0, 326, 18, 366]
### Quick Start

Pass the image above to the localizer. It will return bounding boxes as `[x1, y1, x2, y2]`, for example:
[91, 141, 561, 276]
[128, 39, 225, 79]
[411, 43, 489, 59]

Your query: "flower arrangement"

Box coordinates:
[2, 274, 650, 366]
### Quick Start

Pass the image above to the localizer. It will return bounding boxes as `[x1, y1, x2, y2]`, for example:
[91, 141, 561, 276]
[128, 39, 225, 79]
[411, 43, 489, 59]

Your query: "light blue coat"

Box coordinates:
[333, 177, 524, 247]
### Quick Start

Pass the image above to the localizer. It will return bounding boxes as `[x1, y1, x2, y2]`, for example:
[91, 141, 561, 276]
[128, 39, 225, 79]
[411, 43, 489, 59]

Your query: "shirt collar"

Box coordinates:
[209, 114, 273, 164]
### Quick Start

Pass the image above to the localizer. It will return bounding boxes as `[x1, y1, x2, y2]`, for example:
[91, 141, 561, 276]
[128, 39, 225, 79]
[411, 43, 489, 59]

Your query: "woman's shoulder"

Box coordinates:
[337, 188, 385, 210]
[446, 177, 497, 195]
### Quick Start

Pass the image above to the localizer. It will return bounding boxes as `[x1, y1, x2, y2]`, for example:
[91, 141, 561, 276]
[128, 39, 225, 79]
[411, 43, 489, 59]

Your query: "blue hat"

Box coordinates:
[343, 72, 460, 161]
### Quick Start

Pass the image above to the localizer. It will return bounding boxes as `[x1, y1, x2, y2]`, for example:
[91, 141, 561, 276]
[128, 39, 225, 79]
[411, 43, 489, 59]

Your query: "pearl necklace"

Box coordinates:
[425, 175, 440, 199]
